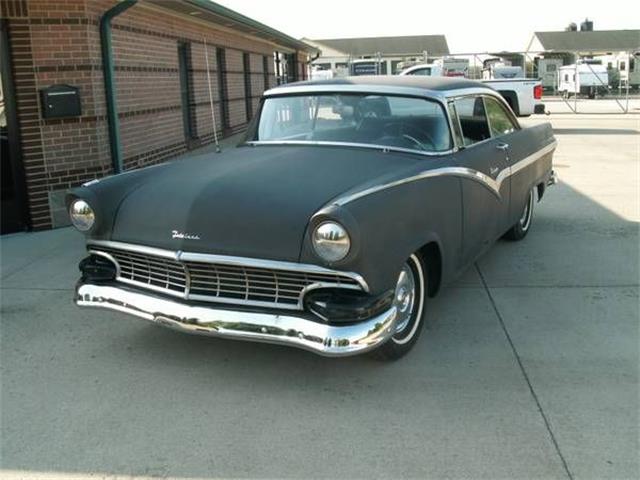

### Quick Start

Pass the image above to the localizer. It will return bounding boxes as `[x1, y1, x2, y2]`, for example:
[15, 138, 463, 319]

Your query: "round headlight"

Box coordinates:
[69, 199, 95, 231]
[312, 221, 351, 262]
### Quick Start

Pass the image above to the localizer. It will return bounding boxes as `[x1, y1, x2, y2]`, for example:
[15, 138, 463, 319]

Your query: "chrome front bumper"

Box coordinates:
[75, 282, 398, 357]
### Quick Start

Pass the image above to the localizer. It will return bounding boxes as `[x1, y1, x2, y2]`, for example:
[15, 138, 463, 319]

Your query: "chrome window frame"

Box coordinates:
[248, 87, 458, 157]
[446, 100, 464, 150]
[446, 92, 522, 151]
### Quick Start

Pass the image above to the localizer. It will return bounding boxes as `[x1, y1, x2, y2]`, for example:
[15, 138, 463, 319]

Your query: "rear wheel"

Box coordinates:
[372, 254, 427, 361]
[504, 187, 535, 241]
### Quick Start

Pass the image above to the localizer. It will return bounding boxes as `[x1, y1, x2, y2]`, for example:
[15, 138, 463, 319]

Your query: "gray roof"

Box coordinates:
[312, 35, 449, 56]
[533, 30, 640, 52]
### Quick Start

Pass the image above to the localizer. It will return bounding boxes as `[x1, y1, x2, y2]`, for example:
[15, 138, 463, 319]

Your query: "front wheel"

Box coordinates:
[504, 187, 535, 241]
[372, 254, 427, 361]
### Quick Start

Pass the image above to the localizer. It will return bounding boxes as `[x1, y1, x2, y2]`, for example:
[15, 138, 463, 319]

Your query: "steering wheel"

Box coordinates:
[383, 123, 436, 151]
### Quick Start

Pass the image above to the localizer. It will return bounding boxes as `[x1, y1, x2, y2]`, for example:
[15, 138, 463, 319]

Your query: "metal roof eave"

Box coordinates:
[179, 0, 318, 53]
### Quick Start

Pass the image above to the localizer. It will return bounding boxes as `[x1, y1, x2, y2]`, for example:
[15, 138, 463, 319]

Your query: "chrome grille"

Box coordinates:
[91, 245, 363, 310]
[102, 248, 187, 293]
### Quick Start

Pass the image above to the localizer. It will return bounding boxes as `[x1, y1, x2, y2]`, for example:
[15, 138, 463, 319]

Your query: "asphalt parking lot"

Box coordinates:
[1, 112, 638, 479]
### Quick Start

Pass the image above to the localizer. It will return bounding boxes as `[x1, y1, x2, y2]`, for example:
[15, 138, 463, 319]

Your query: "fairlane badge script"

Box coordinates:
[172, 230, 201, 240]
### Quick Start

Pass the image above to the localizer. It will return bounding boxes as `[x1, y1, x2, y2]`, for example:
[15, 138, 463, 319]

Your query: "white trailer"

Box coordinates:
[558, 64, 609, 99]
[399, 58, 469, 78]
[398, 63, 443, 77]
[615, 52, 640, 89]
[537, 58, 564, 89]
[433, 57, 469, 77]
[482, 65, 524, 79]
[349, 59, 388, 76]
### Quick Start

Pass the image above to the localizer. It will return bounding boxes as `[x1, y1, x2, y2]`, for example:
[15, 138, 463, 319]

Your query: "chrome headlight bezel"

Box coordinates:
[312, 221, 351, 263]
[69, 199, 95, 232]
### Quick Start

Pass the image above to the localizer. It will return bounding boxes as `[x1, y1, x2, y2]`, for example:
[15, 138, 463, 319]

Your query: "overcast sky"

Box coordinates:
[215, 0, 637, 53]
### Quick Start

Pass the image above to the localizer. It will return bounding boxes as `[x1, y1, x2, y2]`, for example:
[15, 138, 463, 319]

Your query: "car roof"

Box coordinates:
[264, 76, 493, 99]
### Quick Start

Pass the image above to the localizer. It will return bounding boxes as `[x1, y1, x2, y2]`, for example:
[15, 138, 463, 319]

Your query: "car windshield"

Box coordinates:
[251, 93, 452, 153]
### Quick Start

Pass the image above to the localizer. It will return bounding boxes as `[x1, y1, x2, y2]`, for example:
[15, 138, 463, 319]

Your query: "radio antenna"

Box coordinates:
[203, 38, 221, 153]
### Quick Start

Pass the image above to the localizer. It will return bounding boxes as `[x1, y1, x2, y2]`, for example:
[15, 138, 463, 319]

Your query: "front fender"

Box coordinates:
[301, 175, 463, 295]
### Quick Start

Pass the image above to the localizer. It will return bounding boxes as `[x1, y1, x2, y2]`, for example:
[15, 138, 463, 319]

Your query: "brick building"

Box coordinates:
[0, 0, 315, 232]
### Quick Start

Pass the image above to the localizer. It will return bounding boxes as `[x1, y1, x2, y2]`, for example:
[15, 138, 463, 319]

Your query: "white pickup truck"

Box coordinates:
[482, 66, 545, 116]
[399, 64, 545, 117]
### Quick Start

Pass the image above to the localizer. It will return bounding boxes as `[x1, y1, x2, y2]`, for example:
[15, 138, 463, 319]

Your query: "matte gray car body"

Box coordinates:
[69, 76, 557, 356]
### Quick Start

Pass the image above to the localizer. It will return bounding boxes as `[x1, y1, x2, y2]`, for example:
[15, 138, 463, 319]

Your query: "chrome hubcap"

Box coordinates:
[520, 190, 533, 230]
[393, 264, 416, 334]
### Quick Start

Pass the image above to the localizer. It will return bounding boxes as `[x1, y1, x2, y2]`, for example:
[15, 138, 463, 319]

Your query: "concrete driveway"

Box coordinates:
[1, 113, 638, 479]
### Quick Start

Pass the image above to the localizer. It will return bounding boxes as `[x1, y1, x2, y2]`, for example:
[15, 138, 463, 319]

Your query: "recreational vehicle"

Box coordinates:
[558, 64, 609, 98]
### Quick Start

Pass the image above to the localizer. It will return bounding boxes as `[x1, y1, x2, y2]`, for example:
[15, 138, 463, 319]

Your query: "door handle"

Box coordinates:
[496, 143, 509, 151]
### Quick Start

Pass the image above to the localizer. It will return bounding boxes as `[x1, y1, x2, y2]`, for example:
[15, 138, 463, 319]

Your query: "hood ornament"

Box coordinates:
[172, 230, 200, 240]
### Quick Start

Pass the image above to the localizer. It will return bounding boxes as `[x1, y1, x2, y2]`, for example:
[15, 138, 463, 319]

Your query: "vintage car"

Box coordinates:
[69, 77, 557, 360]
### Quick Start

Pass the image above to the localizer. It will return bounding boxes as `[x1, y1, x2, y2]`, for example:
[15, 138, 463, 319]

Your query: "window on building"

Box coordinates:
[274, 51, 285, 85]
[453, 96, 490, 146]
[620, 61, 626, 71]
[484, 97, 517, 137]
[285, 53, 298, 83]
[177, 42, 195, 141]
[547, 64, 557, 72]
[216, 47, 230, 131]
[243, 53, 252, 120]
[391, 60, 402, 74]
[263, 55, 270, 91]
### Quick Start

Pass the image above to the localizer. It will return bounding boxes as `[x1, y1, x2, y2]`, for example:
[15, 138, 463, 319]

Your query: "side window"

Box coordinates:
[484, 97, 517, 137]
[453, 96, 490, 146]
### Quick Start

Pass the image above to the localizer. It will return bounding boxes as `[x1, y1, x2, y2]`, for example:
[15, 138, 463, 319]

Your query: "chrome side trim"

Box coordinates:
[329, 140, 558, 206]
[245, 140, 453, 157]
[76, 283, 397, 357]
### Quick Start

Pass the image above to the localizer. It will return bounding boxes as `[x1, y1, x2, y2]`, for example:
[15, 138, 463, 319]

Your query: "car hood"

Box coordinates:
[107, 145, 424, 261]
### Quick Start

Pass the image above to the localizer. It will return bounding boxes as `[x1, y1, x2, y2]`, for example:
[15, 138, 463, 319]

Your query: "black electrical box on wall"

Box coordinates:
[40, 84, 81, 119]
